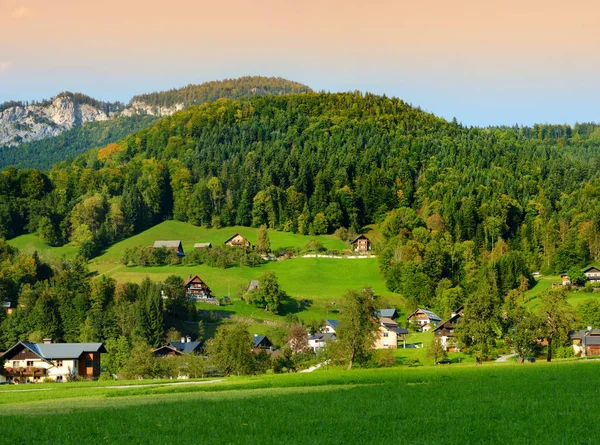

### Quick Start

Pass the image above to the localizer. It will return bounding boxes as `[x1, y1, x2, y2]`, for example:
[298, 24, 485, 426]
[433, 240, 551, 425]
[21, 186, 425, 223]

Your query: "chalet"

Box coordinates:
[433, 306, 464, 351]
[570, 328, 600, 356]
[152, 338, 204, 358]
[194, 242, 212, 249]
[350, 235, 372, 253]
[308, 333, 336, 351]
[407, 308, 442, 331]
[184, 275, 212, 300]
[583, 266, 600, 283]
[561, 274, 571, 286]
[2, 301, 13, 315]
[224, 233, 251, 248]
[253, 335, 273, 351]
[1, 340, 106, 383]
[376, 308, 399, 320]
[153, 240, 185, 257]
[323, 319, 339, 334]
[373, 317, 408, 349]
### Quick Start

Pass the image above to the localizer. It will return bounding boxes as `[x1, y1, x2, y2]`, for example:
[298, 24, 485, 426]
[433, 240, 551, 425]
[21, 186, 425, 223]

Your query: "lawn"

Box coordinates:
[526, 275, 600, 308]
[6, 233, 79, 262]
[2, 361, 600, 444]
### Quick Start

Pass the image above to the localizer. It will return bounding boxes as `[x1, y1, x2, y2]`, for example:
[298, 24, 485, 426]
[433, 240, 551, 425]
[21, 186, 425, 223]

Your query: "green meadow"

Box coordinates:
[1, 361, 600, 444]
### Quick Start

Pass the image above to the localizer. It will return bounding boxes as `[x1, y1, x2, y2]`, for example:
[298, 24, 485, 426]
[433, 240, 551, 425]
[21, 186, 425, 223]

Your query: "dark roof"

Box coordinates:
[433, 311, 463, 333]
[377, 309, 398, 319]
[253, 335, 272, 348]
[350, 234, 371, 244]
[184, 275, 208, 287]
[2, 342, 106, 361]
[389, 327, 408, 335]
[2, 301, 11, 308]
[325, 319, 339, 329]
[407, 308, 441, 322]
[570, 329, 600, 339]
[168, 341, 203, 353]
[582, 266, 600, 273]
[308, 333, 336, 342]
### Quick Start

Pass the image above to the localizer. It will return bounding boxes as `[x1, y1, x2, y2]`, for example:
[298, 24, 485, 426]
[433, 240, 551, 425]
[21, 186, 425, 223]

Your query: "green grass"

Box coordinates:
[526, 275, 600, 308]
[6, 233, 79, 262]
[93, 220, 348, 263]
[2, 362, 600, 443]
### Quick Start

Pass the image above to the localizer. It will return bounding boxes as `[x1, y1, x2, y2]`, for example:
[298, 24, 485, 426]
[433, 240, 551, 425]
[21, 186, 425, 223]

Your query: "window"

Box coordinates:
[26, 361, 34, 367]
[85, 360, 93, 368]
[383, 332, 389, 338]
[12, 361, 18, 368]
[56, 375, 63, 382]
[56, 360, 63, 367]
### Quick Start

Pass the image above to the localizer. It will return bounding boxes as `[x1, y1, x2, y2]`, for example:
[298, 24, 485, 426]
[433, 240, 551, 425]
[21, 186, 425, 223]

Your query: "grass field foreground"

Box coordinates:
[1, 361, 600, 444]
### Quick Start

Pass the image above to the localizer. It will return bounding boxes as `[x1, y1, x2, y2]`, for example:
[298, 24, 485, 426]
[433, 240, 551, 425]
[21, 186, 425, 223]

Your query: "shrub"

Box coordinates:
[555, 345, 575, 359]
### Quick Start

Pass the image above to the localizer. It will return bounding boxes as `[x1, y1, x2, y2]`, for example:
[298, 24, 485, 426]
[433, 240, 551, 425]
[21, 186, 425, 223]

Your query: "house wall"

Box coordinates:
[4, 358, 79, 383]
[373, 327, 398, 349]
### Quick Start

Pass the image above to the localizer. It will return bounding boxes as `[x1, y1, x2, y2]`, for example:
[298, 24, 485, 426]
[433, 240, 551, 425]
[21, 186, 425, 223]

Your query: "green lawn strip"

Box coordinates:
[2, 362, 600, 444]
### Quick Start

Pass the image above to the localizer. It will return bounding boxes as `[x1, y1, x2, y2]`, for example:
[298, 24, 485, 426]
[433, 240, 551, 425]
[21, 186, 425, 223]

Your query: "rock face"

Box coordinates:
[0, 95, 182, 147]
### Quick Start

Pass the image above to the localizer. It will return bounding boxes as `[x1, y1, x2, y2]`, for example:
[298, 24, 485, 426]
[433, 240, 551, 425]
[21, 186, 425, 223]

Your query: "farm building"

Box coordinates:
[184, 275, 212, 300]
[224, 233, 251, 248]
[194, 242, 212, 249]
[153, 338, 204, 358]
[253, 335, 273, 351]
[407, 308, 442, 331]
[583, 266, 600, 283]
[571, 328, 600, 356]
[2, 301, 13, 315]
[373, 317, 408, 349]
[1, 340, 106, 383]
[350, 235, 372, 253]
[153, 240, 185, 256]
[433, 306, 464, 351]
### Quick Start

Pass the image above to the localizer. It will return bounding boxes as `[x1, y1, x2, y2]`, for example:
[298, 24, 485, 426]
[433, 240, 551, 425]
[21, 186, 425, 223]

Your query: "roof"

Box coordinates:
[3, 342, 106, 361]
[379, 317, 398, 327]
[253, 335, 272, 348]
[224, 233, 250, 245]
[434, 311, 463, 333]
[2, 301, 11, 308]
[582, 266, 600, 273]
[184, 275, 208, 287]
[308, 333, 336, 342]
[153, 240, 183, 249]
[377, 309, 398, 319]
[350, 234, 371, 244]
[325, 319, 339, 329]
[247, 280, 259, 292]
[407, 308, 441, 322]
[168, 341, 203, 353]
[194, 243, 212, 248]
[570, 329, 600, 339]
[389, 327, 408, 335]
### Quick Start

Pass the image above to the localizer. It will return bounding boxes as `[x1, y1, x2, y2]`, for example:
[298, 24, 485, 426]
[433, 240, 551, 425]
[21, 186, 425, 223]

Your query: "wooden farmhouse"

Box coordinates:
[253, 335, 273, 351]
[350, 235, 372, 253]
[571, 328, 600, 356]
[583, 266, 600, 283]
[153, 240, 185, 256]
[1, 340, 106, 383]
[224, 233, 251, 248]
[184, 275, 212, 301]
[152, 339, 204, 358]
[407, 308, 442, 331]
[433, 306, 464, 351]
[373, 317, 408, 349]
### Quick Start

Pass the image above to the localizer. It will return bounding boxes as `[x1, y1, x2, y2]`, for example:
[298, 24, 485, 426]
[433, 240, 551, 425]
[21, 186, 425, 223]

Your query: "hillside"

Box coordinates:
[0, 76, 312, 170]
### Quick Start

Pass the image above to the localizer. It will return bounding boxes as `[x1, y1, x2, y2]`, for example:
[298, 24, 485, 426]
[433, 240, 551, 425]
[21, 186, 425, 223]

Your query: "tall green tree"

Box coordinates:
[538, 288, 576, 362]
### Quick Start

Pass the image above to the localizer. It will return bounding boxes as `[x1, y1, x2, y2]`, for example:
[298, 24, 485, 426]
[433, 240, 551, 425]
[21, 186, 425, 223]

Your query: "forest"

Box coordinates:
[1, 92, 600, 309]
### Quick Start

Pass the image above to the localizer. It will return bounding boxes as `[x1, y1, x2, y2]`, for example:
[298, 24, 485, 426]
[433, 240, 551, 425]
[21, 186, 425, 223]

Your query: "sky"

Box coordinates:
[1, 0, 599, 126]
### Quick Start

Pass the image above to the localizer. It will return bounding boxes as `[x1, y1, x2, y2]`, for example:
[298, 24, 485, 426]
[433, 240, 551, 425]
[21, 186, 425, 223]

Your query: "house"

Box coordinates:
[224, 234, 251, 248]
[561, 274, 571, 286]
[407, 308, 442, 331]
[583, 266, 600, 283]
[433, 306, 464, 351]
[152, 338, 204, 358]
[376, 308, 399, 320]
[247, 280, 259, 293]
[323, 319, 339, 334]
[1, 340, 106, 383]
[153, 240, 185, 257]
[570, 328, 600, 356]
[373, 317, 408, 349]
[350, 235, 372, 253]
[308, 333, 336, 351]
[193, 242, 212, 249]
[2, 302, 13, 315]
[253, 335, 273, 351]
[184, 275, 212, 300]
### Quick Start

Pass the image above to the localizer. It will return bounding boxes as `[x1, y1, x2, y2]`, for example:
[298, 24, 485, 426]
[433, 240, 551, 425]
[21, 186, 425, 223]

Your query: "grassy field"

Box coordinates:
[526, 275, 600, 308]
[2, 361, 600, 444]
[6, 233, 80, 262]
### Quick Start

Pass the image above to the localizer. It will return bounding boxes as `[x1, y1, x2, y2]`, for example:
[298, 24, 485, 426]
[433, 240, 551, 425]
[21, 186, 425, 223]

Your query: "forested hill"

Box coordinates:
[3, 92, 600, 301]
[0, 76, 312, 170]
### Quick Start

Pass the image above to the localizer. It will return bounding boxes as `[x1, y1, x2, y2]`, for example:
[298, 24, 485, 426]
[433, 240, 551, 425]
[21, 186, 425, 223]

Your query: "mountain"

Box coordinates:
[0, 76, 312, 170]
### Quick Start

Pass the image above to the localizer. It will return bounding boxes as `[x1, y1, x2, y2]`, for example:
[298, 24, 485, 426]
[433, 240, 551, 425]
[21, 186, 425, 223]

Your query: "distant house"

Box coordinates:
[253, 335, 273, 351]
[376, 308, 399, 320]
[184, 275, 212, 300]
[323, 319, 339, 334]
[152, 338, 204, 358]
[2, 302, 13, 315]
[373, 317, 408, 349]
[153, 240, 185, 256]
[570, 328, 600, 356]
[583, 266, 600, 283]
[247, 280, 260, 293]
[350, 235, 372, 253]
[561, 274, 571, 286]
[224, 234, 251, 248]
[433, 306, 464, 351]
[308, 333, 336, 351]
[407, 308, 442, 331]
[194, 242, 212, 249]
[1, 340, 106, 383]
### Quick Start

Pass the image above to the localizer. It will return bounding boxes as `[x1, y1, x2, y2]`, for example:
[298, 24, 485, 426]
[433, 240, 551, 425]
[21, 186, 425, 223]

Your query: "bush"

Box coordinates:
[555, 345, 575, 359]
[405, 358, 422, 367]
[98, 372, 116, 381]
